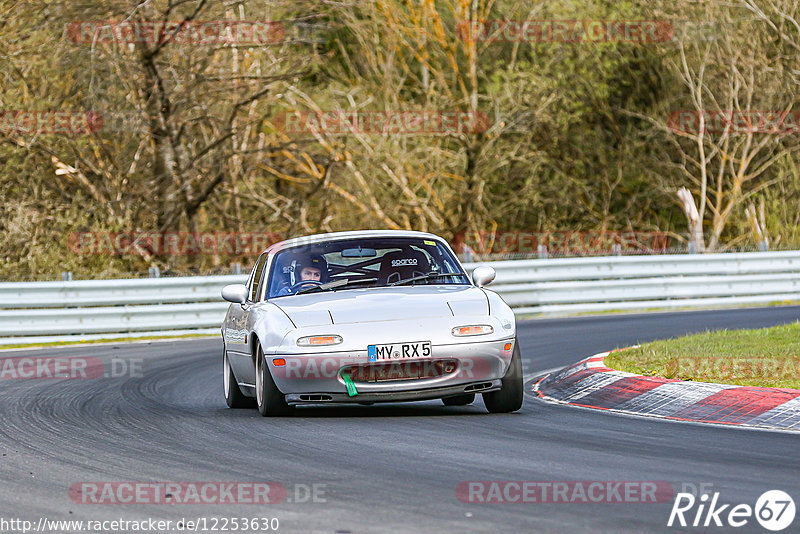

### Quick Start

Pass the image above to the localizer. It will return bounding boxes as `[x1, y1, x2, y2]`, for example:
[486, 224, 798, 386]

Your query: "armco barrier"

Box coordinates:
[1, 251, 799, 345]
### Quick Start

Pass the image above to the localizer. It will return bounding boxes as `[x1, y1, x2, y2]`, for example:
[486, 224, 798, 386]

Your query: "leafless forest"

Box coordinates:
[1, 0, 799, 278]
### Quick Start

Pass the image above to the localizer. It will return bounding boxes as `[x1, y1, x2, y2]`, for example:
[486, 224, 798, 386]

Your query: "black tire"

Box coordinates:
[483, 339, 523, 413]
[442, 393, 476, 406]
[255, 345, 293, 417]
[223, 346, 256, 409]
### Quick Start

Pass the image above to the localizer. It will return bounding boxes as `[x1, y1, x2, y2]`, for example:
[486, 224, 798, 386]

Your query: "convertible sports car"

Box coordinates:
[220, 230, 522, 416]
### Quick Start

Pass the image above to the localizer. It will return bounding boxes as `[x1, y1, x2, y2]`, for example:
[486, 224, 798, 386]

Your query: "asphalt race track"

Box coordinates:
[1, 306, 799, 533]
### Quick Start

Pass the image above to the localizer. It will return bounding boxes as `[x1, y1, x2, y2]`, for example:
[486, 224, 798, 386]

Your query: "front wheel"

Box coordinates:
[483, 339, 523, 413]
[255, 345, 293, 417]
[224, 346, 255, 409]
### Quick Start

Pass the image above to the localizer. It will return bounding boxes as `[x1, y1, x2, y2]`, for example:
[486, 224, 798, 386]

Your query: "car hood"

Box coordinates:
[272, 285, 488, 327]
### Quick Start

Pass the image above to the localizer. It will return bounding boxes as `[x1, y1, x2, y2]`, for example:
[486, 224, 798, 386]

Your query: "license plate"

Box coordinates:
[368, 341, 431, 362]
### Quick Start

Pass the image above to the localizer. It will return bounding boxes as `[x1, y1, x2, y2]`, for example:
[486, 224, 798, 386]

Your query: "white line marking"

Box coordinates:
[524, 366, 566, 384]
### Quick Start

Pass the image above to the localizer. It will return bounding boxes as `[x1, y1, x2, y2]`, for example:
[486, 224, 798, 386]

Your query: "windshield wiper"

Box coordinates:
[389, 272, 468, 287]
[296, 277, 377, 295]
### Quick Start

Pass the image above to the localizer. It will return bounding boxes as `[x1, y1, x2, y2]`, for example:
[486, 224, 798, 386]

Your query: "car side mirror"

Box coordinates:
[472, 266, 496, 287]
[222, 284, 249, 304]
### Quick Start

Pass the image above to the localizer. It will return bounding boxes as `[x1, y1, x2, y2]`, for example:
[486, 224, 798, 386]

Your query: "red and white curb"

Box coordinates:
[533, 350, 800, 431]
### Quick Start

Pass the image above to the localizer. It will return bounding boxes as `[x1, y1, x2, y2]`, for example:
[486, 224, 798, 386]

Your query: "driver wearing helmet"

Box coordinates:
[277, 254, 328, 296]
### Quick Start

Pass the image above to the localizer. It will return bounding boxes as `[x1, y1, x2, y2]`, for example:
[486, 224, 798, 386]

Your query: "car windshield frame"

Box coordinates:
[265, 236, 468, 299]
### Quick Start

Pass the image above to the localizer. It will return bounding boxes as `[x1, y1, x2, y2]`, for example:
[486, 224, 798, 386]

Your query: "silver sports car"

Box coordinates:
[220, 230, 522, 416]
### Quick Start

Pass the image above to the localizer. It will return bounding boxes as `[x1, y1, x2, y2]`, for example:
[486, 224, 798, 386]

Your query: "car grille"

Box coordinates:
[342, 359, 458, 383]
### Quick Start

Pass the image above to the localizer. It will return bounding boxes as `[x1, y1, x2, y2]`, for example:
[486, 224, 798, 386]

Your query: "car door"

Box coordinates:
[224, 252, 269, 387]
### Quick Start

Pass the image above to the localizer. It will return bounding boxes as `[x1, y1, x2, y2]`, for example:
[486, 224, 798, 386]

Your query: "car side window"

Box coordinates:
[250, 253, 269, 302]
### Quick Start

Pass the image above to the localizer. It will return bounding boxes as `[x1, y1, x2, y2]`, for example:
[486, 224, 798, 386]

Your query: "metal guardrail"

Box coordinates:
[1, 251, 799, 344]
[481, 251, 800, 314]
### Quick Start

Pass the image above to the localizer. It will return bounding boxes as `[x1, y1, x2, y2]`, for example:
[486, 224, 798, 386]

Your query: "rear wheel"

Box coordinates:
[255, 345, 293, 417]
[442, 393, 475, 406]
[224, 347, 255, 409]
[483, 339, 523, 413]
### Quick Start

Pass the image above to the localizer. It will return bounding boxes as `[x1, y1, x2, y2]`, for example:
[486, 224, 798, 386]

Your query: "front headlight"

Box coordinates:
[297, 335, 343, 347]
[451, 325, 494, 337]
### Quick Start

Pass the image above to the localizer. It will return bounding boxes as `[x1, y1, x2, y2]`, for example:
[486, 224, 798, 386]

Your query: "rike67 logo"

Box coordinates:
[668, 489, 795, 531]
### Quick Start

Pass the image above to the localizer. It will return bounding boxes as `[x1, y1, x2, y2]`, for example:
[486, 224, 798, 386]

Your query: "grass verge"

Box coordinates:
[605, 322, 800, 389]
[0, 333, 217, 351]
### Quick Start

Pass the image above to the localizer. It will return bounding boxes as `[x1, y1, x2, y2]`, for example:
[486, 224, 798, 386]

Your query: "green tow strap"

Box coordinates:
[342, 372, 358, 397]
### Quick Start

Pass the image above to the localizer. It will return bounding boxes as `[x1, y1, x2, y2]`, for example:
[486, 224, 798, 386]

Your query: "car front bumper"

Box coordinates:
[268, 338, 514, 397]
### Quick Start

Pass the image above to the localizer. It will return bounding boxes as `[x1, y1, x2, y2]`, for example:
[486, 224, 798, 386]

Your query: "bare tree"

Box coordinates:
[632, 6, 800, 250]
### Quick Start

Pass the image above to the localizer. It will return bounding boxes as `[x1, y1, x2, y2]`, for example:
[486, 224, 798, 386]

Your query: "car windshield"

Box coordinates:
[266, 236, 468, 299]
